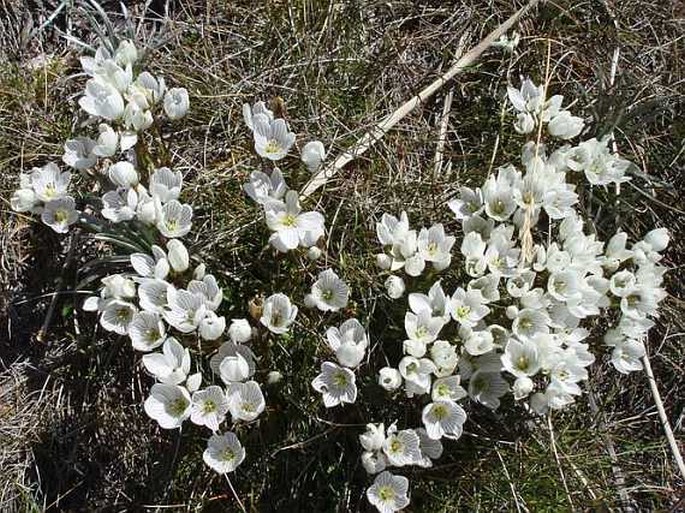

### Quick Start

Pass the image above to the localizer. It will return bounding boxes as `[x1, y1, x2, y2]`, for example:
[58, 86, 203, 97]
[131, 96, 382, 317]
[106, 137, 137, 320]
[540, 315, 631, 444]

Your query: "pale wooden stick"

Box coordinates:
[300, 0, 541, 200]
[433, 88, 454, 179]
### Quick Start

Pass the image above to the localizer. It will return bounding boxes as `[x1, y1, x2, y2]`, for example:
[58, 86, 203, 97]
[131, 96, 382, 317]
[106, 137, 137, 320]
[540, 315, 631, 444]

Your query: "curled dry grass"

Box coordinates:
[0, 0, 683, 511]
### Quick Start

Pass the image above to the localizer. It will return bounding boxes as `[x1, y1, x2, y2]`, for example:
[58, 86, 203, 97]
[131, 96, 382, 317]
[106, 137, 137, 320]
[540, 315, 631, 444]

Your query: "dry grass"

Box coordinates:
[1, 0, 684, 511]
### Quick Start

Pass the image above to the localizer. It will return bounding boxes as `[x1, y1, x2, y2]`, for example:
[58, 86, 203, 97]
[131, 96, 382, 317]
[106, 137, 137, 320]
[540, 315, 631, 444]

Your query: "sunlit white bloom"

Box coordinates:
[643, 228, 669, 252]
[362, 451, 389, 475]
[186, 372, 202, 392]
[243, 168, 287, 205]
[93, 59, 132, 92]
[512, 376, 535, 399]
[92, 123, 118, 156]
[514, 112, 535, 133]
[378, 367, 402, 391]
[123, 102, 153, 131]
[129, 247, 171, 285]
[135, 188, 156, 224]
[31, 163, 71, 202]
[430, 340, 459, 377]
[210, 341, 257, 382]
[449, 287, 490, 327]
[431, 375, 467, 402]
[448, 187, 483, 220]
[501, 338, 541, 378]
[187, 274, 223, 311]
[163, 87, 189, 120]
[385, 275, 405, 299]
[265, 191, 325, 251]
[464, 330, 495, 356]
[260, 293, 298, 334]
[79, 78, 125, 120]
[382, 428, 421, 467]
[99, 298, 137, 335]
[243, 101, 274, 131]
[101, 187, 138, 222]
[491, 31, 520, 52]
[138, 278, 171, 313]
[607, 337, 645, 374]
[409, 281, 449, 320]
[416, 427, 444, 468]
[163, 288, 207, 333]
[398, 356, 435, 397]
[460, 232, 487, 277]
[548, 110, 584, 139]
[366, 471, 410, 513]
[404, 310, 444, 351]
[199, 311, 226, 340]
[203, 432, 245, 473]
[228, 319, 252, 343]
[190, 385, 229, 431]
[566, 137, 631, 186]
[227, 380, 266, 422]
[301, 140, 326, 172]
[101, 274, 136, 299]
[157, 200, 193, 238]
[129, 311, 166, 351]
[360, 423, 386, 452]
[114, 40, 138, 66]
[422, 400, 467, 440]
[252, 115, 296, 161]
[62, 137, 97, 170]
[142, 337, 190, 385]
[326, 318, 368, 368]
[41, 197, 79, 233]
[131, 71, 166, 107]
[512, 307, 550, 340]
[143, 383, 191, 429]
[468, 370, 508, 409]
[11, 187, 41, 213]
[508, 78, 544, 115]
[609, 270, 636, 297]
[108, 161, 139, 187]
[150, 167, 183, 203]
[312, 361, 357, 407]
[377, 211, 411, 246]
[309, 269, 349, 312]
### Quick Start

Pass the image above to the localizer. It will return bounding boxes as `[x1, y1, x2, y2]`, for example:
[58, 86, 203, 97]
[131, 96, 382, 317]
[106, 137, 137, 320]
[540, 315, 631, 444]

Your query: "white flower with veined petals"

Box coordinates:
[203, 432, 245, 474]
[468, 370, 509, 409]
[157, 200, 193, 238]
[128, 311, 166, 351]
[362, 451, 389, 475]
[409, 281, 449, 320]
[190, 386, 229, 431]
[378, 367, 402, 391]
[431, 376, 467, 402]
[99, 298, 137, 335]
[11, 187, 41, 214]
[366, 471, 410, 513]
[108, 161, 139, 187]
[422, 400, 467, 440]
[398, 356, 435, 397]
[430, 340, 459, 377]
[384, 275, 406, 299]
[93, 124, 118, 156]
[417, 224, 455, 271]
[163, 288, 207, 333]
[187, 274, 223, 311]
[609, 339, 645, 374]
[243, 101, 274, 131]
[101, 187, 138, 222]
[101, 274, 136, 299]
[301, 140, 326, 172]
[227, 380, 266, 422]
[142, 338, 190, 385]
[143, 383, 191, 429]
[548, 110, 584, 140]
[265, 191, 325, 252]
[326, 318, 368, 368]
[360, 423, 386, 452]
[464, 330, 495, 356]
[150, 167, 183, 203]
[252, 115, 295, 161]
[243, 168, 287, 205]
[309, 269, 349, 312]
[199, 311, 226, 340]
[166, 239, 189, 273]
[416, 427, 444, 467]
[228, 319, 252, 343]
[311, 361, 357, 407]
[403, 310, 445, 358]
[41, 197, 79, 233]
[382, 428, 421, 467]
[512, 307, 550, 340]
[260, 293, 298, 334]
[449, 287, 490, 327]
[138, 278, 171, 313]
[210, 341, 257, 382]
[31, 163, 71, 202]
[163, 87, 189, 120]
[502, 338, 541, 378]
[79, 78, 125, 120]
[114, 40, 138, 66]
[62, 137, 97, 170]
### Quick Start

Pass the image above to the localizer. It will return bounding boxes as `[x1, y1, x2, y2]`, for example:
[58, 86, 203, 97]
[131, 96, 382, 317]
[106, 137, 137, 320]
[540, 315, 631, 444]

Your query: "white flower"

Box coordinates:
[93, 123, 118, 156]
[463, 330, 495, 356]
[449, 287, 490, 327]
[62, 137, 97, 170]
[144, 383, 191, 429]
[203, 432, 245, 473]
[311, 361, 357, 407]
[501, 338, 541, 378]
[114, 40, 138, 66]
[99, 299, 137, 335]
[265, 191, 325, 252]
[566, 137, 631, 186]
[227, 380, 266, 422]
[108, 161, 139, 187]
[252, 115, 296, 161]
[138, 278, 170, 313]
[190, 386, 230, 431]
[142, 337, 190, 385]
[399, 356, 435, 397]
[512, 307, 550, 340]
[199, 311, 226, 340]
[385, 275, 406, 299]
[403, 310, 445, 358]
[448, 187, 483, 220]
[163, 288, 207, 333]
[41, 197, 79, 233]
[150, 167, 183, 203]
[243, 101, 274, 131]
[309, 269, 349, 312]
[243, 168, 287, 205]
[548, 110, 583, 139]
[210, 341, 257, 383]
[228, 319, 252, 343]
[260, 293, 298, 334]
[326, 318, 368, 368]
[11, 187, 41, 213]
[165, 239, 189, 273]
[79, 78, 125, 120]
[101, 187, 138, 223]
[163, 87, 190, 119]
[360, 423, 386, 451]
[508, 79, 544, 115]
[421, 400, 467, 440]
[609, 339, 645, 374]
[512, 376, 534, 399]
[409, 281, 450, 320]
[643, 228, 669, 252]
[431, 376, 467, 402]
[430, 341, 459, 376]
[307, 246, 322, 261]
[128, 311, 166, 351]
[132, 72, 166, 106]
[157, 200, 193, 238]
[362, 451, 389, 475]
[301, 140, 326, 172]
[366, 471, 410, 513]
[31, 163, 71, 202]
[101, 274, 136, 299]
[185, 274, 223, 311]
[123, 102, 153, 131]
[416, 428, 444, 467]
[468, 370, 508, 409]
[609, 270, 636, 297]
[378, 367, 402, 391]
[417, 224, 455, 270]
[382, 428, 421, 466]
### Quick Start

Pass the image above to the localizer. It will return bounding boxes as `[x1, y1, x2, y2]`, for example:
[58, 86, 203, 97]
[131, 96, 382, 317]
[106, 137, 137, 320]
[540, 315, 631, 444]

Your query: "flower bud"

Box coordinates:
[376, 253, 391, 270]
[378, 367, 402, 391]
[384, 275, 405, 299]
[266, 370, 283, 384]
[199, 312, 225, 341]
[306, 246, 322, 261]
[644, 228, 669, 252]
[513, 376, 534, 400]
[166, 239, 190, 273]
[228, 319, 252, 343]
